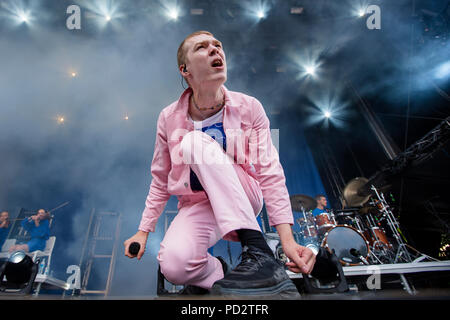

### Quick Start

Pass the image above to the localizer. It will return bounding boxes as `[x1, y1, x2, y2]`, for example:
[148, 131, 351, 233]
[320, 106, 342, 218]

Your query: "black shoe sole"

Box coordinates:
[210, 279, 301, 299]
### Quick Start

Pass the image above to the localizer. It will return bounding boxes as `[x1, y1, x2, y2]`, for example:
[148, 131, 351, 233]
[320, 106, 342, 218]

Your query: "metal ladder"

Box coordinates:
[78, 209, 121, 296]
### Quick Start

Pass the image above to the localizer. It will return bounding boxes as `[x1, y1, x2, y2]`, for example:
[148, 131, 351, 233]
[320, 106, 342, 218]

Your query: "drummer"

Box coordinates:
[312, 194, 328, 217]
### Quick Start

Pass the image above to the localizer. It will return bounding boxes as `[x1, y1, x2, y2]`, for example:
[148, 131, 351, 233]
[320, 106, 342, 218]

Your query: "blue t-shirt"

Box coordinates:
[201, 122, 226, 151]
[192, 108, 227, 151]
[312, 208, 327, 217]
[190, 109, 227, 191]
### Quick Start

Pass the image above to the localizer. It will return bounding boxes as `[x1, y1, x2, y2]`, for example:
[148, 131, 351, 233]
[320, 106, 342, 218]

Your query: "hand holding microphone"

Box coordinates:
[129, 242, 140, 256]
[124, 230, 149, 260]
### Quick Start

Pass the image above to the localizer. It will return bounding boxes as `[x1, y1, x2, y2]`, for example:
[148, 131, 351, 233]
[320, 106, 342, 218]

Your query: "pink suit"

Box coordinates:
[139, 86, 294, 288]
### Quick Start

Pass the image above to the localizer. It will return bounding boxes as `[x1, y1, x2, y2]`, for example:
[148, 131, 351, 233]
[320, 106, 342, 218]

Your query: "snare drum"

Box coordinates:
[315, 212, 336, 233]
[321, 225, 370, 266]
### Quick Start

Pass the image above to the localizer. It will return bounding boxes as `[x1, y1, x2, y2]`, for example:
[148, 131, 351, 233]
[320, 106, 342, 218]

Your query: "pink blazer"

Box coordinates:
[139, 86, 294, 233]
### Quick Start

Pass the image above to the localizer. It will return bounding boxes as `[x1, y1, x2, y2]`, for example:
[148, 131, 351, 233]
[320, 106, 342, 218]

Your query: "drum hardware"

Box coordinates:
[290, 194, 318, 247]
[290, 194, 319, 242]
[370, 185, 413, 263]
[363, 213, 393, 250]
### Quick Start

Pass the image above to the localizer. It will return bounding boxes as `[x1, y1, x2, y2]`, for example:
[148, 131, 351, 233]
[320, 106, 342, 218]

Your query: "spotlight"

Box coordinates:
[18, 13, 29, 23]
[167, 8, 179, 20]
[359, 9, 365, 17]
[58, 116, 65, 124]
[305, 65, 316, 76]
[124, 115, 129, 120]
[71, 72, 77, 77]
[0, 251, 39, 294]
[257, 10, 265, 19]
[324, 111, 331, 118]
[435, 61, 450, 79]
[81, 1, 124, 29]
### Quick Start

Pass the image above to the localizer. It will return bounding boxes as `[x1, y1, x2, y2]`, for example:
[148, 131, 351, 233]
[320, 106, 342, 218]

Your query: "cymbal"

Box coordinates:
[290, 194, 316, 212]
[343, 177, 371, 207]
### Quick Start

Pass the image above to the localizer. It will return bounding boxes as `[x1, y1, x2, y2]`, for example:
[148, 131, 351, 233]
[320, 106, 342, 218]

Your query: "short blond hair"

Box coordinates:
[177, 30, 214, 68]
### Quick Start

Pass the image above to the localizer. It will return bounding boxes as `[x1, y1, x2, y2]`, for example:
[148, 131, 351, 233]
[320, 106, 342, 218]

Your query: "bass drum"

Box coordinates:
[321, 225, 370, 266]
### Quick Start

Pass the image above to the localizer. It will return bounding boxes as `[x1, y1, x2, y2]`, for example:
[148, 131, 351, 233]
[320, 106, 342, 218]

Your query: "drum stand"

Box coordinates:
[371, 186, 413, 263]
[301, 206, 313, 238]
[361, 213, 393, 264]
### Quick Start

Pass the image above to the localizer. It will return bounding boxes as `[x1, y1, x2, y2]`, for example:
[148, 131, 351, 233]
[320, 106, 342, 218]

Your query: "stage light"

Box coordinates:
[82, 0, 124, 29]
[71, 72, 77, 77]
[13, 9, 32, 25]
[241, 1, 270, 22]
[124, 115, 129, 120]
[1, 1, 38, 26]
[18, 12, 29, 22]
[303, 91, 350, 130]
[435, 61, 450, 79]
[359, 9, 365, 17]
[305, 65, 316, 76]
[3, 251, 34, 284]
[167, 8, 179, 20]
[57, 116, 65, 124]
[0, 250, 39, 294]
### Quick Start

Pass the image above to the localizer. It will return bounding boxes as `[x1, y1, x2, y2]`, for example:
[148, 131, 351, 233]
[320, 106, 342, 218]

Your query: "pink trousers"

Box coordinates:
[157, 131, 264, 289]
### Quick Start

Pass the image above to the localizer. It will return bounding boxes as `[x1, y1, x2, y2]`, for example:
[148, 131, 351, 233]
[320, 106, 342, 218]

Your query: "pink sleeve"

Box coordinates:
[249, 98, 294, 227]
[138, 111, 172, 233]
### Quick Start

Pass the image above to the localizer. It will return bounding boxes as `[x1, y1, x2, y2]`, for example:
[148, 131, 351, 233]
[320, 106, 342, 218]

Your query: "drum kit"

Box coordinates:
[278, 177, 414, 266]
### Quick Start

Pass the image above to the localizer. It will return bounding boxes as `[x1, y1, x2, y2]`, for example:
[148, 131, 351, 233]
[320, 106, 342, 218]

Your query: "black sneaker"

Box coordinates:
[210, 245, 300, 299]
[179, 256, 230, 296]
[179, 285, 210, 295]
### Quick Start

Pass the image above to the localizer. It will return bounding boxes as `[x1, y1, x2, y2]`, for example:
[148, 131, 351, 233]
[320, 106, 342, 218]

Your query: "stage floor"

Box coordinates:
[0, 260, 449, 300]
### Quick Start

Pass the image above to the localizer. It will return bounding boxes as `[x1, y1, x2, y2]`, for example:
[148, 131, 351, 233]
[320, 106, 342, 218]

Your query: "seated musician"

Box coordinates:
[9, 209, 50, 253]
[312, 194, 328, 217]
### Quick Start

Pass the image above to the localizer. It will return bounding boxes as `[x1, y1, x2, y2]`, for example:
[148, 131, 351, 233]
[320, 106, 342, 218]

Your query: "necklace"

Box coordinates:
[191, 93, 225, 120]
[192, 93, 225, 111]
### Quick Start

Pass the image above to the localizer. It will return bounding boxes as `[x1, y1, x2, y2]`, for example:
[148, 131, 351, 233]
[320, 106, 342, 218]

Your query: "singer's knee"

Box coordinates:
[158, 244, 208, 285]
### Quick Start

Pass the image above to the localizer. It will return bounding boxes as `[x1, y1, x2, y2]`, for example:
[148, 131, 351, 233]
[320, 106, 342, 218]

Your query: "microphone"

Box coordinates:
[129, 242, 141, 256]
[350, 248, 369, 265]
